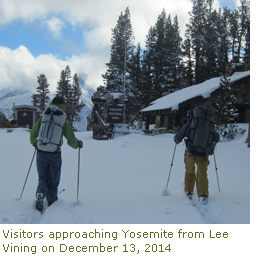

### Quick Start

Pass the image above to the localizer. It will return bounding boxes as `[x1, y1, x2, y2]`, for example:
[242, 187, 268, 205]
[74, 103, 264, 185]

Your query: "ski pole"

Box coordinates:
[77, 148, 81, 202]
[162, 143, 177, 196]
[213, 151, 221, 192]
[19, 149, 37, 200]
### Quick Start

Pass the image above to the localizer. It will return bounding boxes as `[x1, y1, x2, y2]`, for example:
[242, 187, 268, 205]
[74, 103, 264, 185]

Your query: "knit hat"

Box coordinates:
[52, 96, 65, 105]
[187, 110, 193, 117]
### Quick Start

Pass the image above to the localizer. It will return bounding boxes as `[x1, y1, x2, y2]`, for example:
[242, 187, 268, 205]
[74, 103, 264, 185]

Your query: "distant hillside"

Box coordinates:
[0, 89, 32, 120]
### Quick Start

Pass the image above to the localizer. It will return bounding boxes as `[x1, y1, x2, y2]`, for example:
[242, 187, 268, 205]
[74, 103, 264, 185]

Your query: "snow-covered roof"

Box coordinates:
[12, 105, 38, 110]
[141, 71, 250, 112]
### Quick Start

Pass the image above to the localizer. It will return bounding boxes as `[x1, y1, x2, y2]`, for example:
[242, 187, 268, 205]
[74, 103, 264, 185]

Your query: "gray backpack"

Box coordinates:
[185, 106, 216, 155]
[36, 105, 66, 152]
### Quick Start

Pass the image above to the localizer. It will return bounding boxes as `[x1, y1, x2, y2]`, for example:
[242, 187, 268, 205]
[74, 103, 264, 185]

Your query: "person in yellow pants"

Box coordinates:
[184, 151, 209, 198]
[174, 108, 219, 204]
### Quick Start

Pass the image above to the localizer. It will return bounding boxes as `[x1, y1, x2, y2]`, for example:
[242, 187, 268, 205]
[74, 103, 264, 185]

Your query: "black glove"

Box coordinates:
[174, 135, 180, 144]
[77, 139, 83, 149]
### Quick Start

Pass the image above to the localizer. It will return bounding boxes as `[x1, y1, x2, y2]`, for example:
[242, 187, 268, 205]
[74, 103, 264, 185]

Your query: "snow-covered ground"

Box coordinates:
[0, 124, 250, 224]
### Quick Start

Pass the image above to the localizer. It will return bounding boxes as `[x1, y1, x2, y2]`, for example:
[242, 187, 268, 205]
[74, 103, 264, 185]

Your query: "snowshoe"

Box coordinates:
[199, 195, 208, 205]
[35, 193, 44, 213]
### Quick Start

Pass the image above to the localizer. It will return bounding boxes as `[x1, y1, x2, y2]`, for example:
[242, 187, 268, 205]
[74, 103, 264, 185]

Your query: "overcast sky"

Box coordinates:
[0, 0, 239, 94]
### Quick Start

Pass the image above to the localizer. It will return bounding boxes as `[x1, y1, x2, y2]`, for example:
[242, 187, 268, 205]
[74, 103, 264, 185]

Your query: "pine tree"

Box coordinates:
[71, 73, 85, 124]
[223, 0, 249, 70]
[31, 74, 50, 113]
[103, 7, 135, 94]
[236, 0, 250, 65]
[239, 0, 250, 70]
[182, 37, 194, 86]
[185, 0, 208, 84]
[143, 9, 183, 99]
[57, 65, 72, 100]
[144, 9, 166, 99]
[216, 7, 230, 75]
[186, 0, 228, 83]
[57, 65, 72, 122]
[31, 94, 39, 107]
[140, 49, 155, 107]
[204, 0, 220, 78]
[57, 65, 84, 126]
[184, 0, 249, 83]
[92, 85, 107, 99]
[162, 15, 184, 95]
[227, 9, 239, 62]
[215, 76, 239, 139]
[102, 7, 137, 124]
[128, 44, 143, 122]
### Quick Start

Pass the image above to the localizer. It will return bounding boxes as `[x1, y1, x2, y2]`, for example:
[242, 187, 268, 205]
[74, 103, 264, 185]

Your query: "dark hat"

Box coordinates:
[187, 110, 193, 117]
[52, 96, 65, 105]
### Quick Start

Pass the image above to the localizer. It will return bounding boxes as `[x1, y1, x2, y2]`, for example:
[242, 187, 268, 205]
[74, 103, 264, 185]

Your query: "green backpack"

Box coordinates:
[185, 106, 216, 156]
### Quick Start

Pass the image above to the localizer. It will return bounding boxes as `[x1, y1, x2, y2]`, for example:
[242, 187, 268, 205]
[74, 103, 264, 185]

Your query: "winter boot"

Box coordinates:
[186, 192, 193, 200]
[199, 195, 208, 205]
[35, 193, 44, 213]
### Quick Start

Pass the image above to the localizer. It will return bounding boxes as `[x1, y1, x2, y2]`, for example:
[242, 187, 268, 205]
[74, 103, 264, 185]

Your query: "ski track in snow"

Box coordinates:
[194, 199, 224, 224]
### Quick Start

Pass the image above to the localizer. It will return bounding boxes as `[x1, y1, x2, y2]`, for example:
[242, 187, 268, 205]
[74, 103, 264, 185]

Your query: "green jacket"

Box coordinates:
[30, 103, 78, 150]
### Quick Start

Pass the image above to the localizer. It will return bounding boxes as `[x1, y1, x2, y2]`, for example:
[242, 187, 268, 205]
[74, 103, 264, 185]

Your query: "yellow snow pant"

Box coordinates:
[184, 151, 210, 197]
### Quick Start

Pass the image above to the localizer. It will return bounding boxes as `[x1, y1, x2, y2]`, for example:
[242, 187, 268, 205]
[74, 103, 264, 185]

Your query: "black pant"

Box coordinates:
[36, 151, 62, 205]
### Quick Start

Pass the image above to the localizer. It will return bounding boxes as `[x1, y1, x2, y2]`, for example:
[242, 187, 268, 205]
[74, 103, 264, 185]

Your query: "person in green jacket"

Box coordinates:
[30, 96, 83, 212]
